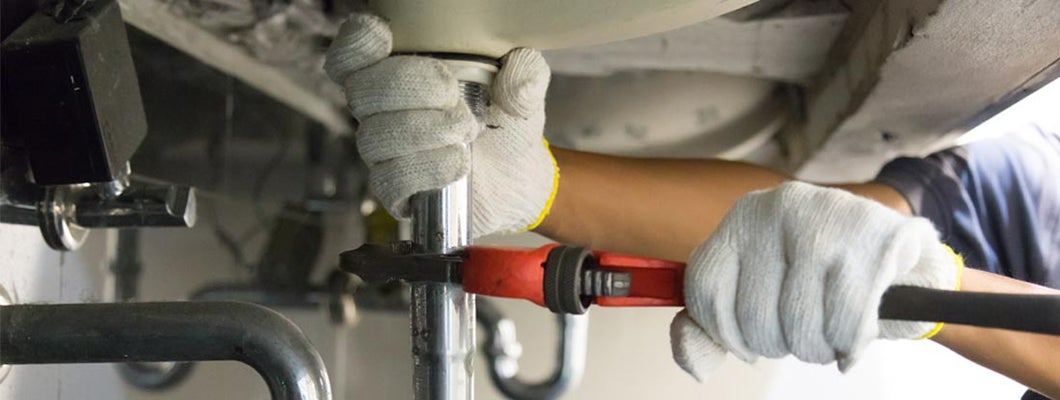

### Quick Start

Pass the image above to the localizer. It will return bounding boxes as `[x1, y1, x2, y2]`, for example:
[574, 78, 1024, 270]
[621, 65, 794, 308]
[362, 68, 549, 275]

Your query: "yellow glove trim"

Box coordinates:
[919, 244, 965, 340]
[524, 138, 560, 232]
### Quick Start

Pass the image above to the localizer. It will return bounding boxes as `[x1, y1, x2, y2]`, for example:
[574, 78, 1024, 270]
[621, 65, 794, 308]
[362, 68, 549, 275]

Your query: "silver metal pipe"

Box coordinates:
[0, 302, 332, 400]
[478, 299, 588, 400]
[409, 59, 496, 400]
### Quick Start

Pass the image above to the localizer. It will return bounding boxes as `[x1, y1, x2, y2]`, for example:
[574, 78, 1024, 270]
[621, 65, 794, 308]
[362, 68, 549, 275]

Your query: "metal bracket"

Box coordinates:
[2, 163, 196, 251]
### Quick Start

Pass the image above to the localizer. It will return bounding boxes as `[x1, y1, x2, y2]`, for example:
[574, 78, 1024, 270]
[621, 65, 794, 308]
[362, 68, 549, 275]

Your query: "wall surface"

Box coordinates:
[0, 225, 125, 400]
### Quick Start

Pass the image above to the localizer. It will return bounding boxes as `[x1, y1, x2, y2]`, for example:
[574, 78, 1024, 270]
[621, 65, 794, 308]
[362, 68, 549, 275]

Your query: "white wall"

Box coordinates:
[0, 225, 125, 400]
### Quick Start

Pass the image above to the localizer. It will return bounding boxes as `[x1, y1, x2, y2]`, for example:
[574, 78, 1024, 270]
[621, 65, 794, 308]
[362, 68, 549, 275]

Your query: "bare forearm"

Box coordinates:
[536, 148, 1059, 396]
[537, 147, 1059, 395]
[536, 148, 910, 261]
[536, 148, 787, 261]
[932, 268, 1060, 399]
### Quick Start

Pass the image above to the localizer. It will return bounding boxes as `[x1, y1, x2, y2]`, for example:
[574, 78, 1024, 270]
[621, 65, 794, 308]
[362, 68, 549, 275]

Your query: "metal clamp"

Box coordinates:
[2, 165, 197, 251]
[36, 185, 90, 250]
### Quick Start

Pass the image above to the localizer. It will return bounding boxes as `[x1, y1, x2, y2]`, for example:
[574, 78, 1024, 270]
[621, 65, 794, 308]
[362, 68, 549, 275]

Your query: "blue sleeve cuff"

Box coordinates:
[873, 150, 969, 241]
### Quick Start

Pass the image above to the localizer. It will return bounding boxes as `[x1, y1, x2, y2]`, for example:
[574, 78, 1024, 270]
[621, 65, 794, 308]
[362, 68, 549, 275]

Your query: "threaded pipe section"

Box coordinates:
[580, 270, 632, 297]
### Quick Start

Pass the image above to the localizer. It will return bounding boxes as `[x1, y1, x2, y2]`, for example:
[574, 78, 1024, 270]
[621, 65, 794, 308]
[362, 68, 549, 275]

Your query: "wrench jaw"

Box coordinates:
[340, 242, 555, 306]
[339, 241, 464, 285]
[341, 243, 592, 312]
[340, 243, 679, 314]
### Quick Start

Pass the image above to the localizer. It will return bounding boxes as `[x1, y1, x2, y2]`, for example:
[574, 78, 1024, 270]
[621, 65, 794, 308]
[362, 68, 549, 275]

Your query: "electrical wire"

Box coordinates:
[251, 121, 293, 227]
[141, 76, 309, 274]
[206, 76, 252, 273]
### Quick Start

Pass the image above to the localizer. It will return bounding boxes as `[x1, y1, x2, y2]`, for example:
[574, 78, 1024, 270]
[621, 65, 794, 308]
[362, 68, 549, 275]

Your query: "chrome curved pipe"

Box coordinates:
[0, 302, 332, 400]
[478, 299, 588, 400]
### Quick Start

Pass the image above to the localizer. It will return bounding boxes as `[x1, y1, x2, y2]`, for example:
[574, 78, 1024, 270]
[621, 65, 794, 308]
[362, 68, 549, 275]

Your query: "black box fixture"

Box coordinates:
[1, 0, 146, 185]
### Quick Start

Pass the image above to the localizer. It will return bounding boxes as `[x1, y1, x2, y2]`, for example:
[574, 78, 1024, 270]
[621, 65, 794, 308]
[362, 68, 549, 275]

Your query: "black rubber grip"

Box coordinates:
[879, 286, 1060, 335]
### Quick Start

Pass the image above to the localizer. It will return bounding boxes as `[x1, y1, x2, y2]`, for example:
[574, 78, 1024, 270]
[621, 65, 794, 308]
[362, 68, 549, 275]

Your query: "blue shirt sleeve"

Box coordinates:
[874, 123, 1060, 289]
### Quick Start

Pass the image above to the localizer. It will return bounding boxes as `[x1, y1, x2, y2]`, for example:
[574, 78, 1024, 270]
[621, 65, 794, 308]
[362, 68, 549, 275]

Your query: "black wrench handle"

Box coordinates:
[879, 286, 1060, 335]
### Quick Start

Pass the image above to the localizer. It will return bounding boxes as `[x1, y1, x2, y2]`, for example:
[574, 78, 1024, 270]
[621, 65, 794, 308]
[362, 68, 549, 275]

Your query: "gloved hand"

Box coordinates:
[670, 182, 962, 380]
[324, 14, 558, 238]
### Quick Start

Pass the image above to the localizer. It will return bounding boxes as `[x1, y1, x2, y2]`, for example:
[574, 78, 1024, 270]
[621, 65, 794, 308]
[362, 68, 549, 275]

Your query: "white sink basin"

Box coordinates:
[370, 0, 757, 58]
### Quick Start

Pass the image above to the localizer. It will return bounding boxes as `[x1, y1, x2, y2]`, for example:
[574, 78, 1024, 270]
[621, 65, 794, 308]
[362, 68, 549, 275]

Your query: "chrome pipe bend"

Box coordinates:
[478, 299, 588, 400]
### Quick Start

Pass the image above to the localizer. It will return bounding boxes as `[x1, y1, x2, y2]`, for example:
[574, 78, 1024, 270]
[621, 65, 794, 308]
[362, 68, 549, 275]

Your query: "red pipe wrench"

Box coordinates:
[341, 242, 1060, 334]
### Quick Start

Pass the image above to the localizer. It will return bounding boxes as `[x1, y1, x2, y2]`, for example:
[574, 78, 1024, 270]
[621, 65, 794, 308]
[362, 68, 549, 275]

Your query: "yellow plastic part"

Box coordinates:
[524, 139, 560, 232]
[919, 244, 966, 340]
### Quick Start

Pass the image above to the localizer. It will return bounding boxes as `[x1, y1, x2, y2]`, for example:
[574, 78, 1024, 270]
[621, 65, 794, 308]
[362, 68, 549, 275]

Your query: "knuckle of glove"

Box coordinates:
[766, 182, 947, 367]
[779, 263, 837, 364]
[344, 56, 460, 119]
[680, 181, 954, 373]
[670, 310, 727, 382]
[357, 105, 478, 165]
[891, 219, 956, 288]
[684, 237, 757, 363]
[821, 287, 875, 364]
[784, 307, 836, 364]
[369, 145, 470, 218]
[878, 220, 958, 340]
[324, 13, 392, 84]
[684, 182, 910, 369]
[492, 48, 550, 118]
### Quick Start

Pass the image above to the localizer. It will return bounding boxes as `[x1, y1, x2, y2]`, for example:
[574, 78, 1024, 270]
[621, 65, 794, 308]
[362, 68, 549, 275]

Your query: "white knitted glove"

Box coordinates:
[670, 182, 962, 380]
[324, 14, 558, 238]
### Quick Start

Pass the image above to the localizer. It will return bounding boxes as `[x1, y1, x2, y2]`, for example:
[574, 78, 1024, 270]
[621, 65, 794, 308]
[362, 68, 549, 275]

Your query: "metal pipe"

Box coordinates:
[107, 229, 197, 391]
[191, 282, 326, 309]
[478, 299, 588, 400]
[408, 59, 496, 399]
[116, 360, 195, 392]
[111, 229, 142, 302]
[0, 302, 332, 400]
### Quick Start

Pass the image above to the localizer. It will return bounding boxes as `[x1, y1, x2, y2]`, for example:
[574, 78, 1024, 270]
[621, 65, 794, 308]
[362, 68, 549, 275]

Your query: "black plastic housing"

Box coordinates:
[1, 0, 146, 185]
